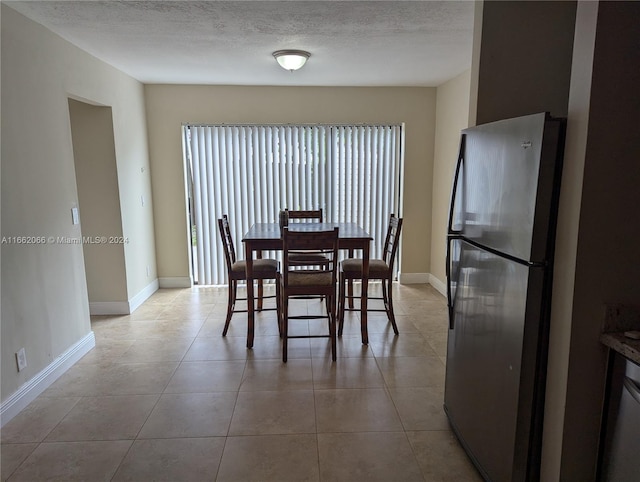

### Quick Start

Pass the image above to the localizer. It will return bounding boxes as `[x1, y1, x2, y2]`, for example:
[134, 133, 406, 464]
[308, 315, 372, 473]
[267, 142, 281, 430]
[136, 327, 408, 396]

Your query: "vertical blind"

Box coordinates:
[184, 124, 403, 285]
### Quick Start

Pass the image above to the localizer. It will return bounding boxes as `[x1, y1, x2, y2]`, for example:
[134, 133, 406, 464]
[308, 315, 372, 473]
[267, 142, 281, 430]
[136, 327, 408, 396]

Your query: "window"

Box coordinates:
[184, 124, 404, 285]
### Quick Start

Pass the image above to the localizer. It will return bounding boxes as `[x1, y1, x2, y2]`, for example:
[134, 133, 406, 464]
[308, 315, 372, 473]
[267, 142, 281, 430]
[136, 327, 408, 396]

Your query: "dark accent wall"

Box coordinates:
[476, 1, 577, 124]
[562, 2, 640, 479]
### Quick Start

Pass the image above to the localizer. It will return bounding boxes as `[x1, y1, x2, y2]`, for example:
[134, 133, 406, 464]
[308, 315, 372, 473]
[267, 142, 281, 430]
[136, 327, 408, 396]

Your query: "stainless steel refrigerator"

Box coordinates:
[445, 112, 566, 482]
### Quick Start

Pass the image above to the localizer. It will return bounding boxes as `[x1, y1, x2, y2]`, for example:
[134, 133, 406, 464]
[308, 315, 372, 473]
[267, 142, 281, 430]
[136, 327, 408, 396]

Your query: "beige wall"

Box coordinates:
[69, 99, 128, 303]
[430, 70, 472, 291]
[542, 3, 596, 477]
[1, 6, 156, 402]
[541, 2, 596, 477]
[145, 85, 437, 285]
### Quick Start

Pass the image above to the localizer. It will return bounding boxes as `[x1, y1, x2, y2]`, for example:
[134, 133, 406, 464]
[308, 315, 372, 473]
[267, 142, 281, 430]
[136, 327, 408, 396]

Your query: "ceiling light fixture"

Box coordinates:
[273, 50, 310, 72]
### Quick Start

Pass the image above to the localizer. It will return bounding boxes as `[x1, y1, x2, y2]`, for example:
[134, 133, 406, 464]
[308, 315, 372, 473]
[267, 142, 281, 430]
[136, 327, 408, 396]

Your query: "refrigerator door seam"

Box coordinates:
[449, 234, 547, 268]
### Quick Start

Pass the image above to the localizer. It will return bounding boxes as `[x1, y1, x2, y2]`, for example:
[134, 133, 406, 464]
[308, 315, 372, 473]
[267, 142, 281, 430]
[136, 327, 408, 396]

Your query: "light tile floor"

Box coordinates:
[1, 283, 482, 481]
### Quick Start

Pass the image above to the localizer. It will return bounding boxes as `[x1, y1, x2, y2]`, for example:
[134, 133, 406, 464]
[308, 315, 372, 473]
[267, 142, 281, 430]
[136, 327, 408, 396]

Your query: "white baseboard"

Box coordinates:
[129, 279, 159, 312]
[428, 274, 447, 297]
[89, 279, 159, 315]
[397, 272, 447, 297]
[89, 301, 130, 315]
[398, 272, 429, 284]
[158, 277, 192, 289]
[0, 331, 96, 427]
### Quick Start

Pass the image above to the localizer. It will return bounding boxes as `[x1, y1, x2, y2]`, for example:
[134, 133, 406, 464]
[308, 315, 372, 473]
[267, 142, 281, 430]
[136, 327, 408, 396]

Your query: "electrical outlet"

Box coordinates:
[16, 348, 27, 372]
[146, 265, 150, 277]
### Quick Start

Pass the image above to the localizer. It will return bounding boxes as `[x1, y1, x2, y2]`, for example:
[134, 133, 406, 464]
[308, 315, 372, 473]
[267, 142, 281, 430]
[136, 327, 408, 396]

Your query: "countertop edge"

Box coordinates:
[600, 303, 640, 364]
[600, 332, 640, 366]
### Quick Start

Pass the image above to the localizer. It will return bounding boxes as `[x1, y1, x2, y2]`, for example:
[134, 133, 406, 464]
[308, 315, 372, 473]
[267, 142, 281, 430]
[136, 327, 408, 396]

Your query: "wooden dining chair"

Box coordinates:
[217, 215, 280, 337]
[338, 214, 403, 337]
[285, 209, 331, 269]
[279, 227, 339, 362]
[286, 208, 323, 223]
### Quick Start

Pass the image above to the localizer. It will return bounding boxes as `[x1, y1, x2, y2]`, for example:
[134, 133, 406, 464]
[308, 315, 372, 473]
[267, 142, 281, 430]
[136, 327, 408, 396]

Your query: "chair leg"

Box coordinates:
[381, 277, 388, 313]
[222, 279, 236, 336]
[347, 279, 354, 309]
[347, 248, 355, 309]
[257, 279, 264, 312]
[383, 277, 399, 335]
[325, 296, 332, 332]
[337, 273, 346, 336]
[275, 276, 282, 337]
[329, 294, 337, 361]
[282, 296, 289, 363]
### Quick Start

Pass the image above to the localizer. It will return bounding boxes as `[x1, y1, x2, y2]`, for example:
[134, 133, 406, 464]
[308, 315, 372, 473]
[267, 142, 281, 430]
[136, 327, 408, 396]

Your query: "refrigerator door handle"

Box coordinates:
[446, 235, 459, 330]
[447, 134, 466, 236]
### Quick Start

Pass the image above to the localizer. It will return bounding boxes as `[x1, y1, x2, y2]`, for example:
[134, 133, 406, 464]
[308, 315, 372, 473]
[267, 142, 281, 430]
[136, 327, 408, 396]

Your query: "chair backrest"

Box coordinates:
[286, 209, 323, 222]
[382, 214, 403, 267]
[282, 227, 339, 286]
[217, 215, 237, 270]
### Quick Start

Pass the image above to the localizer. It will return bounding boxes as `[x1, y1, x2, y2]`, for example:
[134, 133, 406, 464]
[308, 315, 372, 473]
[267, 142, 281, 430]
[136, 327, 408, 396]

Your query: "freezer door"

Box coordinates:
[453, 113, 563, 263]
[445, 239, 546, 482]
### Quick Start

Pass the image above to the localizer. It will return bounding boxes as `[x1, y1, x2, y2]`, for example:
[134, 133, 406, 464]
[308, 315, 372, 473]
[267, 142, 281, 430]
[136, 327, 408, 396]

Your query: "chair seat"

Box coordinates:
[287, 271, 333, 287]
[341, 258, 389, 278]
[288, 253, 330, 264]
[231, 258, 278, 279]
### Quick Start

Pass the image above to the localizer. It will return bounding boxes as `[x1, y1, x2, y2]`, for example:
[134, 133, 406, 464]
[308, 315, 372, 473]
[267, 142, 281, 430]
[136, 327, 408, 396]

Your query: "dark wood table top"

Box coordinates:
[242, 222, 372, 243]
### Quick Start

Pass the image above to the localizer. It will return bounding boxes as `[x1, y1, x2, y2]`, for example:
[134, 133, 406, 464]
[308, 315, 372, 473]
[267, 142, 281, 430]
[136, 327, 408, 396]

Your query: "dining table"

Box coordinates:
[242, 222, 373, 349]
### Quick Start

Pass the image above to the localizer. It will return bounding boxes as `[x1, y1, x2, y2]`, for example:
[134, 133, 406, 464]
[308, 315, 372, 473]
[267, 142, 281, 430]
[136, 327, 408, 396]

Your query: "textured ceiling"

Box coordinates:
[5, 0, 475, 86]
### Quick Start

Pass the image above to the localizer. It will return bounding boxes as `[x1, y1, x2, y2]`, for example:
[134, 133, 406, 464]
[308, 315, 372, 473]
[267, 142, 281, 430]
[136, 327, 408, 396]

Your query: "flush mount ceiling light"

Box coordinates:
[273, 50, 310, 72]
